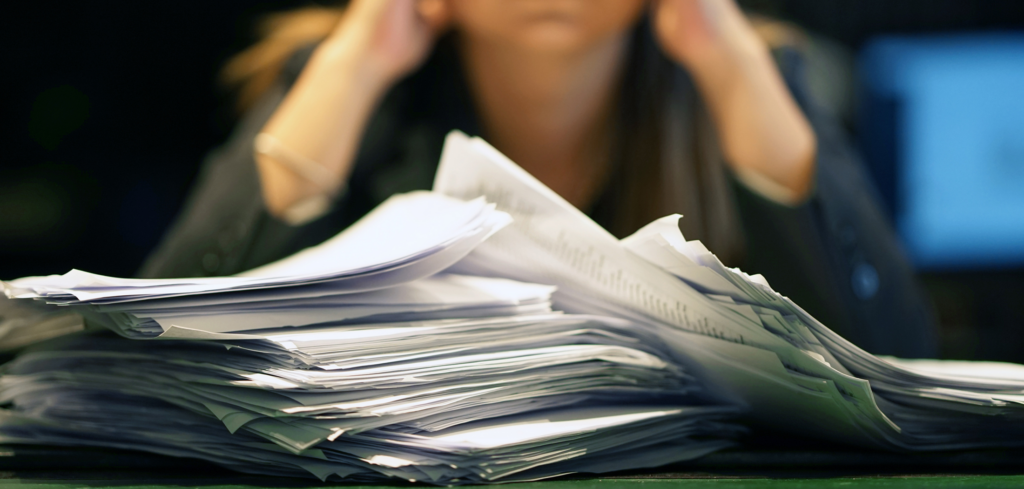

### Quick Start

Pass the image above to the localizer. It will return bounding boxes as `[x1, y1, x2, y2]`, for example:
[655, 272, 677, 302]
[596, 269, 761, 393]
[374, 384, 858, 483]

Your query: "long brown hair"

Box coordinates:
[607, 20, 745, 260]
[224, 6, 805, 263]
[222, 6, 345, 111]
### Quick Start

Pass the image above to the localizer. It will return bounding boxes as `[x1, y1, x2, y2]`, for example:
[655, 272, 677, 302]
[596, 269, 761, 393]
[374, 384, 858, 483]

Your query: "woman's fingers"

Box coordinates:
[323, 0, 441, 86]
[417, 0, 452, 34]
[653, 0, 759, 69]
[332, 0, 393, 38]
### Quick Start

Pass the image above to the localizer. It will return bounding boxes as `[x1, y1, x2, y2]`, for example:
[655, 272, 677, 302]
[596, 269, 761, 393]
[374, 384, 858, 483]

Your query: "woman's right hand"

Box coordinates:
[256, 0, 448, 221]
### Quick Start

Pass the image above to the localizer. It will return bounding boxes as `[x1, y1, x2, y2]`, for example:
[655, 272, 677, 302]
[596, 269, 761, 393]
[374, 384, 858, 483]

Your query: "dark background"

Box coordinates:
[3, 1, 1024, 360]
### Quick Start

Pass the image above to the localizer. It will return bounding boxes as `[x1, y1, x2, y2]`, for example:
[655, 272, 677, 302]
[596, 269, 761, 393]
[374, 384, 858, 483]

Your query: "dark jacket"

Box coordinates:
[139, 36, 938, 358]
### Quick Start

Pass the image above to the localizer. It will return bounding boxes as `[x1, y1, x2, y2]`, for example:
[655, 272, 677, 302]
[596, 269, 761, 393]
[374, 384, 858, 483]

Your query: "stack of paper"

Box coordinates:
[435, 131, 1024, 451]
[7, 130, 1024, 482]
[0, 189, 739, 483]
[0, 316, 737, 482]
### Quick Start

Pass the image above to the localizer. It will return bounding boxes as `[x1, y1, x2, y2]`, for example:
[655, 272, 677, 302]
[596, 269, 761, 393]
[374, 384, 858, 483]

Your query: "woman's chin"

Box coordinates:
[505, 23, 600, 54]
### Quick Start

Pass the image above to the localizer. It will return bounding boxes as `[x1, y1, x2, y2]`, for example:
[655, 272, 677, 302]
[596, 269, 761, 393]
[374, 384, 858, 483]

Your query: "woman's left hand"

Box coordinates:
[652, 0, 818, 203]
[652, 0, 762, 83]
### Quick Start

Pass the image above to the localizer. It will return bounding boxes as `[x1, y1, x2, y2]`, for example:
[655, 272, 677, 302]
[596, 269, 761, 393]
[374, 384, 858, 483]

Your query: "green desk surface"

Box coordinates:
[4, 473, 1024, 489]
[3, 445, 1024, 489]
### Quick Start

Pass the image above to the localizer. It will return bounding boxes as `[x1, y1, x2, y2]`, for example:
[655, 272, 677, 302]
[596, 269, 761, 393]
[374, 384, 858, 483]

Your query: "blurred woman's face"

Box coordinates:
[446, 0, 647, 53]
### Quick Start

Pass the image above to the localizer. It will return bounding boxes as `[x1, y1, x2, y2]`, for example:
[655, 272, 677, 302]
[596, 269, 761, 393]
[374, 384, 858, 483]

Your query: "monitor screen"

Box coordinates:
[860, 34, 1024, 270]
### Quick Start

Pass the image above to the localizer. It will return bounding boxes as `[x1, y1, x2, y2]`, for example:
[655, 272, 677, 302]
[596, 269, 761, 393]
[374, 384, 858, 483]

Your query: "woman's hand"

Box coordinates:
[652, 0, 761, 79]
[652, 0, 817, 203]
[324, 0, 449, 87]
[257, 0, 449, 220]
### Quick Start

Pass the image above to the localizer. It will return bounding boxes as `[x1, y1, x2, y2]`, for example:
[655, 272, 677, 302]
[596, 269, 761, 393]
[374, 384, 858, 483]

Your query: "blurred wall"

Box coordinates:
[745, 0, 1024, 47]
[1, 0, 309, 279]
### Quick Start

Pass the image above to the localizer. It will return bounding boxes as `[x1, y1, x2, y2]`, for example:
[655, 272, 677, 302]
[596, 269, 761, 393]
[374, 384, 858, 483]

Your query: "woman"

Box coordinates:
[140, 0, 937, 357]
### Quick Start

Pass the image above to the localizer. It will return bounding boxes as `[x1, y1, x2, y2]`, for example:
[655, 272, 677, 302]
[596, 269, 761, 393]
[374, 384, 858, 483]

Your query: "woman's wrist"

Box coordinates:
[677, 28, 817, 201]
[257, 34, 393, 218]
[678, 26, 771, 107]
[256, 0, 443, 219]
[308, 36, 395, 100]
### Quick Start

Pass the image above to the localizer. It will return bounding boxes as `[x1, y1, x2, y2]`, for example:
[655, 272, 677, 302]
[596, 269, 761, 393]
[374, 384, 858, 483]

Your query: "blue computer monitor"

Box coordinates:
[860, 34, 1024, 270]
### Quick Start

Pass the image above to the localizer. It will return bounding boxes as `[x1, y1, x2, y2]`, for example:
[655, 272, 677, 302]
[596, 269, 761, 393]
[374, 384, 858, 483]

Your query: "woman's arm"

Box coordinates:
[653, 0, 817, 203]
[653, 0, 937, 356]
[256, 0, 447, 219]
[138, 82, 289, 279]
[732, 59, 939, 357]
[139, 0, 448, 278]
